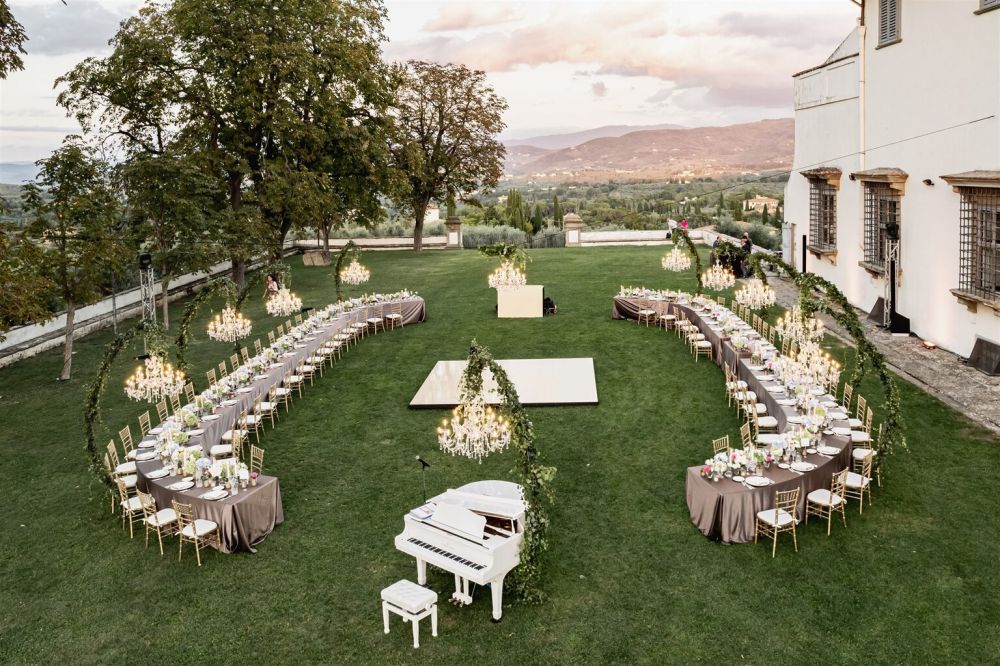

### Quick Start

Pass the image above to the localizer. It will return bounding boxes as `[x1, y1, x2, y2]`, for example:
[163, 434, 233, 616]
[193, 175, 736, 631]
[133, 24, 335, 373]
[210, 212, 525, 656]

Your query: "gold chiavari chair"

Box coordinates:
[138, 411, 152, 437]
[230, 353, 240, 373]
[845, 451, 874, 513]
[385, 301, 404, 330]
[254, 339, 263, 355]
[739, 422, 754, 450]
[156, 399, 170, 423]
[712, 435, 731, 456]
[238, 403, 262, 443]
[658, 303, 677, 331]
[752, 314, 763, 333]
[748, 402, 779, 435]
[841, 383, 854, 413]
[780, 337, 791, 357]
[274, 373, 294, 411]
[323, 337, 344, 363]
[716, 296, 725, 306]
[250, 445, 265, 474]
[106, 440, 136, 479]
[298, 359, 316, 386]
[173, 500, 220, 567]
[254, 388, 279, 428]
[169, 391, 182, 415]
[205, 368, 217, 387]
[294, 314, 303, 326]
[184, 382, 196, 405]
[138, 490, 178, 555]
[267, 331, 276, 345]
[217, 362, 228, 380]
[241, 347, 251, 365]
[218, 412, 248, 456]
[851, 408, 874, 450]
[285, 319, 293, 330]
[852, 423, 883, 487]
[692, 333, 713, 362]
[725, 364, 748, 409]
[636, 303, 656, 327]
[306, 346, 327, 376]
[849, 395, 867, 429]
[366, 303, 385, 333]
[767, 326, 777, 346]
[755, 487, 800, 558]
[334, 325, 354, 350]
[350, 310, 369, 340]
[277, 324, 285, 337]
[116, 478, 144, 539]
[119, 425, 136, 461]
[284, 369, 304, 399]
[806, 468, 849, 535]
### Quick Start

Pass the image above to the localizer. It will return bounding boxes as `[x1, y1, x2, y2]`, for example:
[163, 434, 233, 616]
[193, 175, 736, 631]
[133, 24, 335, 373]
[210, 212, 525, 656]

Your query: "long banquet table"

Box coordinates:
[613, 294, 854, 544]
[133, 296, 427, 553]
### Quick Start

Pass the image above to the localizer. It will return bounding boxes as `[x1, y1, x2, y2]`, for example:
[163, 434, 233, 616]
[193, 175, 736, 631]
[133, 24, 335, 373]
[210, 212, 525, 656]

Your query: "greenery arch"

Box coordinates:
[672, 228, 704, 294]
[174, 277, 238, 371]
[84, 319, 165, 487]
[333, 240, 360, 302]
[457, 340, 555, 604]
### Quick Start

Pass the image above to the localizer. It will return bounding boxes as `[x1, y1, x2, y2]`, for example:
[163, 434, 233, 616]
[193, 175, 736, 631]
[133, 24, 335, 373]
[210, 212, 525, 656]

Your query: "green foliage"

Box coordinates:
[673, 227, 704, 294]
[0, 222, 53, 339]
[478, 242, 530, 269]
[552, 194, 563, 226]
[174, 278, 238, 372]
[389, 60, 508, 250]
[457, 340, 554, 603]
[0, 0, 26, 78]
[333, 241, 361, 302]
[462, 225, 529, 249]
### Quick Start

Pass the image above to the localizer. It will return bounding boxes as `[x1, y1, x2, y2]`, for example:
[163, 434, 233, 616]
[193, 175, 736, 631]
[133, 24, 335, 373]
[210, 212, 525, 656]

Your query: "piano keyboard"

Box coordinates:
[406, 537, 486, 571]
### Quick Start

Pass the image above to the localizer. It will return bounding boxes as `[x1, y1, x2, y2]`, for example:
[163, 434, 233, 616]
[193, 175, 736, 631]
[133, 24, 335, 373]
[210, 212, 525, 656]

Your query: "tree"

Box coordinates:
[22, 138, 127, 380]
[505, 188, 529, 233]
[531, 204, 544, 234]
[761, 203, 770, 226]
[552, 194, 563, 226]
[389, 60, 507, 251]
[0, 222, 53, 339]
[0, 0, 26, 79]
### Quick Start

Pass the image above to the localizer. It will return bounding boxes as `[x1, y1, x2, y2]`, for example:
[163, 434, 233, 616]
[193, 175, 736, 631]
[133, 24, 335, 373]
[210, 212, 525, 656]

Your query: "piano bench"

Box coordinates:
[381, 580, 438, 648]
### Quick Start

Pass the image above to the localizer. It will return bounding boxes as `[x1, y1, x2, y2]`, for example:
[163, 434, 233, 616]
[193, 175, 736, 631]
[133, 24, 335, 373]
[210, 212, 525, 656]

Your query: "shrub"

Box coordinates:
[462, 225, 528, 249]
[531, 226, 566, 248]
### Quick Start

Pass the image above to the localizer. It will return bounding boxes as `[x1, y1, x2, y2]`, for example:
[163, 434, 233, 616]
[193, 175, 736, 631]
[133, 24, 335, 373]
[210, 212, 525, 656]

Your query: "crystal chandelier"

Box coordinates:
[266, 288, 302, 317]
[340, 258, 370, 286]
[125, 354, 186, 403]
[734, 278, 777, 310]
[661, 247, 691, 272]
[775, 306, 825, 344]
[207, 306, 252, 343]
[487, 260, 527, 289]
[795, 340, 841, 389]
[437, 395, 511, 462]
[702, 264, 736, 291]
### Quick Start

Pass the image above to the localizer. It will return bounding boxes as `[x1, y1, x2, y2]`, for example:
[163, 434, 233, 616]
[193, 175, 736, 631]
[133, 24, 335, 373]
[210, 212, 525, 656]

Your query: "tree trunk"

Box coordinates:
[232, 258, 246, 291]
[160, 275, 171, 330]
[322, 224, 330, 254]
[60, 299, 75, 381]
[412, 199, 429, 252]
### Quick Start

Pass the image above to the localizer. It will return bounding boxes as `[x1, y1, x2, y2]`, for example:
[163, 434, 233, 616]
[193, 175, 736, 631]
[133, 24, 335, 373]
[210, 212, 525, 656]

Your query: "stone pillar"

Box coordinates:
[445, 216, 462, 249]
[563, 212, 583, 247]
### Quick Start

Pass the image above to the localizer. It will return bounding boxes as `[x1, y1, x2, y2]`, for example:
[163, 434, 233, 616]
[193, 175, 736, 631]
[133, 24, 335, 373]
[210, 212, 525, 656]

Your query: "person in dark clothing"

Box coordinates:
[739, 234, 753, 277]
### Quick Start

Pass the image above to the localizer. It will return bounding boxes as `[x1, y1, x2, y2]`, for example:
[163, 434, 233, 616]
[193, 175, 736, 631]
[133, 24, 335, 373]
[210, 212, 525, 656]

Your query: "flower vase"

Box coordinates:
[251, 477, 257, 487]
[231, 483, 238, 496]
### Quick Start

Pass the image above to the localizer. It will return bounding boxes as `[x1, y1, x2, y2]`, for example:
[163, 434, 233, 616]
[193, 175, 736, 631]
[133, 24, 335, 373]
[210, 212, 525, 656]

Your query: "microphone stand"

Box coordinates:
[416, 455, 431, 502]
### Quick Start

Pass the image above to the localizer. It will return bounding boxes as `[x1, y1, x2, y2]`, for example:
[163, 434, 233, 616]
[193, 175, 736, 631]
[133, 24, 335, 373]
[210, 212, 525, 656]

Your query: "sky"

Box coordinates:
[0, 0, 859, 163]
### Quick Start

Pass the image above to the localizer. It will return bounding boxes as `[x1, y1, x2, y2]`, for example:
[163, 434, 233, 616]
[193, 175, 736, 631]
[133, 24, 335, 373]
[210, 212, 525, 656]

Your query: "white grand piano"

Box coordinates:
[394, 480, 526, 622]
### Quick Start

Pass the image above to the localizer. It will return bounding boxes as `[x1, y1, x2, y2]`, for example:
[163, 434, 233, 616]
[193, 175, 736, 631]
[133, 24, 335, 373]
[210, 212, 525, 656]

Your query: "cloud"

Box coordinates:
[11, 0, 128, 56]
[591, 81, 607, 98]
[422, 5, 519, 32]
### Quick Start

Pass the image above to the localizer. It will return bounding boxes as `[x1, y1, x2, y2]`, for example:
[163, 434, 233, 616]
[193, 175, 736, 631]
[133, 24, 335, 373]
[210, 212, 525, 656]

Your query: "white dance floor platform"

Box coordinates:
[409, 358, 598, 407]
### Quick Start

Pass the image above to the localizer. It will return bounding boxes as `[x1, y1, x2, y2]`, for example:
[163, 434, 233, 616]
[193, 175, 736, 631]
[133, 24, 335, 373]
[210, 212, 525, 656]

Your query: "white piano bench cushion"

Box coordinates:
[381, 580, 437, 614]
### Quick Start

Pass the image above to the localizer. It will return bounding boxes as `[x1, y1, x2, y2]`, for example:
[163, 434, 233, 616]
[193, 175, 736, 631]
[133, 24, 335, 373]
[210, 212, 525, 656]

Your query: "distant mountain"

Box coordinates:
[506, 118, 794, 180]
[504, 123, 686, 151]
[0, 162, 39, 184]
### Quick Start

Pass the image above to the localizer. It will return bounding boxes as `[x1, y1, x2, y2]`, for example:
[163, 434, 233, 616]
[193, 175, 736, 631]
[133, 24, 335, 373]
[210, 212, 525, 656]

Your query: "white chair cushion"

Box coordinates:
[660, 314, 676, 320]
[850, 431, 870, 443]
[115, 461, 137, 475]
[695, 341, 712, 348]
[120, 475, 137, 489]
[287, 375, 303, 383]
[690, 333, 706, 341]
[367, 317, 382, 324]
[381, 579, 437, 614]
[121, 496, 143, 513]
[210, 444, 233, 456]
[638, 309, 655, 316]
[756, 508, 796, 528]
[807, 489, 844, 506]
[257, 402, 276, 411]
[852, 448, 876, 460]
[274, 387, 291, 396]
[848, 418, 863, 428]
[146, 508, 178, 527]
[386, 313, 402, 319]
[727, 381, 748, 390]
[735, 391, 757, 401]
[181, 519, 218, 538]
[758, 416, 778, 428]
[244, 415, 262, 424]
[301, 365, 315, 372]
[221, 429, 247, 441]
[126, 449, 138, 460]
[845, 472, 870, 489]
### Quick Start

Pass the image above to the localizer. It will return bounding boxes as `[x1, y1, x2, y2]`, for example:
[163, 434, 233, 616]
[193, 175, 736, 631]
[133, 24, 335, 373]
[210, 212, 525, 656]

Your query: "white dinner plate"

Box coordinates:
[149, 427, 163, 435]
[832, 427, 852, 436]
[823, 429, 834, 435]
[202, 414, 221, 421]
[732, 475, 745, 483]
[817, 445, 840, 456]
[236, 388, 253, 394]
[756, 374, 775, 381]
[745, 476, 770, 487]
[188, 429, 204, 436]
[791, 461, 816, 472]
[766, 386, 785, 393]
[810, 387, 824, 395]
[777, 463, 790, 469]
[822, 400, 840, 408]
[167, 481, 194, 491]
[253, 374, 269, 381]
[201, 489, 229, 501]
[221, 399, 238, 406]
[270, 363, 283, 370]
[138, 440, 156, 449]
[787, 416, 805, 424]
[146, 468, 170, 479]
[806, 448, 817, 455]
[135, 450, 157, 462]
[777, 399, 797, 406]
[828, 412, 848, 420]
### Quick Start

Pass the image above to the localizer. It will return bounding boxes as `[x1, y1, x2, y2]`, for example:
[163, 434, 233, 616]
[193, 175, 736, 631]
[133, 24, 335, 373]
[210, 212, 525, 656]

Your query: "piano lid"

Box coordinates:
[426, 503, 487, 542]
[429, 480, 526, 520]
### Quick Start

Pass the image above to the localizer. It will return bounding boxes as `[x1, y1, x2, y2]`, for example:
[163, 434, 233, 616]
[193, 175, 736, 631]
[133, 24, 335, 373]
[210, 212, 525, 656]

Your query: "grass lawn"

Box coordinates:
[0, 246, 997, 664]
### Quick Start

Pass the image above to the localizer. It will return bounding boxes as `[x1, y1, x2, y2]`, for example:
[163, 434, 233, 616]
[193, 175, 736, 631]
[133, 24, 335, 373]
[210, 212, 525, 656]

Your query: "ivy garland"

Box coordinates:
[458, 340, 555, 604]
[332, 240, 359, 302]
[672, 228, 704, 294]
[174, 277, 238, 371]
[729, 249, 908, 475]
[84, 319, 165, 487]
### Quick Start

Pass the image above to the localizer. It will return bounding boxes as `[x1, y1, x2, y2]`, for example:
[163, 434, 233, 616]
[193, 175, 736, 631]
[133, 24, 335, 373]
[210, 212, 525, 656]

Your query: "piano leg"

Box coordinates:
[416, 558, 427, 585]
[490, 574, 506, 623]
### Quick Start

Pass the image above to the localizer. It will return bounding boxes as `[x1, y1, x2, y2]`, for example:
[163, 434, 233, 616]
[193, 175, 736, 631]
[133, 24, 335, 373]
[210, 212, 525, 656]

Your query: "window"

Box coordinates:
[808, 179, 837, 250]
[863, 182, 900, 269]
[878, 0, 900, 46]
[958, 187, 1000, 301]
[980, 0, 1000, 13]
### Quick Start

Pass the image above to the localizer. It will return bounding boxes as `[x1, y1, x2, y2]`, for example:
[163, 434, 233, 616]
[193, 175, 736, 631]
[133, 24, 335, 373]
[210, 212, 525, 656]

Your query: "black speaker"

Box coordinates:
[885, 222, 900, 241]
[138, 252, 153, 270]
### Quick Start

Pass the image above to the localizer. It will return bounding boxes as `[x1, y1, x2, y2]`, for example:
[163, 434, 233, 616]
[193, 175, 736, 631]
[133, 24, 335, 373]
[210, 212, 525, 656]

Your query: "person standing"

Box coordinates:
[264, 274, 280, 301]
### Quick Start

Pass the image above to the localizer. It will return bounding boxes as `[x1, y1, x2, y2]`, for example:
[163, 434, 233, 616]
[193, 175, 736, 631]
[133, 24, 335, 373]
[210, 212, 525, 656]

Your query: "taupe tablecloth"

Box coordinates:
[133, 297, 427, 553]
[614, 295, 853, 544]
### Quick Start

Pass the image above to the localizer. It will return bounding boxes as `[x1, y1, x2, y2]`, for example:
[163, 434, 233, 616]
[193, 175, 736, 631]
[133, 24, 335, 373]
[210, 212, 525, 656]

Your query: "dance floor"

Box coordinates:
[409, 358, 599, 407]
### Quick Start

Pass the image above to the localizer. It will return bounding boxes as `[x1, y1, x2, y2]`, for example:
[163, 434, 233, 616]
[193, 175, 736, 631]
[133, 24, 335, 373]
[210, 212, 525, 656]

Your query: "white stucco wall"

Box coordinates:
[785, 1, 1000, 357]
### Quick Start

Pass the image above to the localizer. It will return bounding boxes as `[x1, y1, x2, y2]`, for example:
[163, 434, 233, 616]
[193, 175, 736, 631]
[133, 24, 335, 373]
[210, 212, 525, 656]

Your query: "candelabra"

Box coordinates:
[661, 247, 691, 272]
[487, 260, 527, 289]
[702, 264, 736, 291]
[734, 278, 777, 310]
[266, 288, 302, 317]
[437, 395, 511, 462]
[775, 306, 825, 345]
[207, 306, 252, 343]
[125, 355, 186, 403]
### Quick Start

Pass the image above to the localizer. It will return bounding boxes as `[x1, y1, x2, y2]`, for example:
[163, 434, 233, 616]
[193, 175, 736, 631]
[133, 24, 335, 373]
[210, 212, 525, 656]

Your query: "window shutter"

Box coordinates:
[982, 0, 1000, 10]
[879, 0, 899, 44]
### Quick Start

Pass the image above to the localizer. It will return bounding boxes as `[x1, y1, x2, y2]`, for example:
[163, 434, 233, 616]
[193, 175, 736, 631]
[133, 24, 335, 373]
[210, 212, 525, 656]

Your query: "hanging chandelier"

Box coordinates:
[487, 260, 527, 289]
[775, 306, 825, 344]
[437, 395, 511, 462]
[125, 354, 186, 403]
[266, 288, 302, 317]
[702, 264, 736, 291]
[734, 278, 777, 310]
[207, 306, 252, 343]
[340, 258, 370, 286]
[661, 247, 691, 272]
